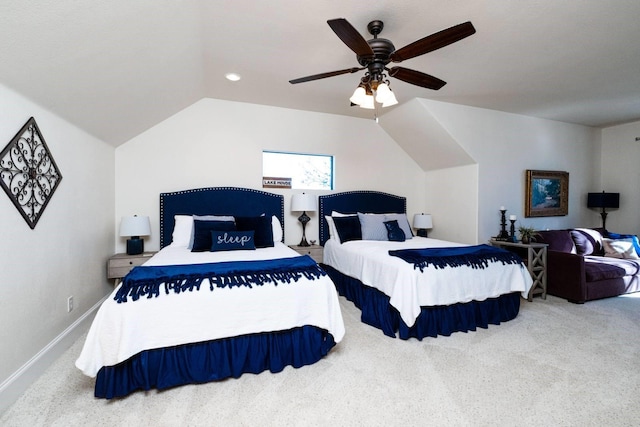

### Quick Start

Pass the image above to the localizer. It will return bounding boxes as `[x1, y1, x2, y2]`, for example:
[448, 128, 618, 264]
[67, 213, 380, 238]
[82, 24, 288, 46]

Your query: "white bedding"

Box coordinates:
[76, 242, 345, 377]
[323, 237, 533, 327]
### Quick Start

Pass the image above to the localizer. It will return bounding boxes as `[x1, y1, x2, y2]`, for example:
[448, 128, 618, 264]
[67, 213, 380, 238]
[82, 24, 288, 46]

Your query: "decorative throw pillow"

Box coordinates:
[602, 238, 640, 259]
[384, 220, 406, 242]
[326, 212, 355, 242]
[191, 220, 236, 252]
[188, 215, 235, 249]
[211, 230, 256, 251]
[234, 215, 274, 248]
[571, 228, 604, 256]
[607, 232, 640, 257]
[333, 215, 362, 243]
[357, 213, 389, 241]
[384, 213, 413, 239]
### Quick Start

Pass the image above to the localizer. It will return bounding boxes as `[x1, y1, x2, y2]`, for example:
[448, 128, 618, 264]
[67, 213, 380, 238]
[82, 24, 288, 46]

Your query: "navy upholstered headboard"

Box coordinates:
[159, 187, 284, 248]
[318, 191, 406, 246]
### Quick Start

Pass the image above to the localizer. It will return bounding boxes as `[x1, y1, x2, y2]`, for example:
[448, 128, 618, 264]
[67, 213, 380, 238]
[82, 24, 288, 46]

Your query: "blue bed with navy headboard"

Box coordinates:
[81, 187, 343, 399]
[318, 190, 525, 340]
[160, 186, 284, 248]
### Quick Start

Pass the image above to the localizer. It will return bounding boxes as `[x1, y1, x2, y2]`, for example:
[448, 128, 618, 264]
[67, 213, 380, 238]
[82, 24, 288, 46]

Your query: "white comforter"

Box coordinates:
[76, 243, 345, 377]
[323, 237, 533, 327]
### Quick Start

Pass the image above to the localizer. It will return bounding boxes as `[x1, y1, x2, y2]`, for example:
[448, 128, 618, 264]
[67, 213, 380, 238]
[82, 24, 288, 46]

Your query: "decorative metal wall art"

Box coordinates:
[0, 117, 63, 229]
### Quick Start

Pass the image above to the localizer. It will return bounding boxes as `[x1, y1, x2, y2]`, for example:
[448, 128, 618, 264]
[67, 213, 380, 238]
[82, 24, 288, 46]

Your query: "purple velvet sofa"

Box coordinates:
[535, 228, 640, 303]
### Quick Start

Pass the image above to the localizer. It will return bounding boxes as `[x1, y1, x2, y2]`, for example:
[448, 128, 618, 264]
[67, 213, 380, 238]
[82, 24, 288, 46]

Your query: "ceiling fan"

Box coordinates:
[289, 18, 476, 108]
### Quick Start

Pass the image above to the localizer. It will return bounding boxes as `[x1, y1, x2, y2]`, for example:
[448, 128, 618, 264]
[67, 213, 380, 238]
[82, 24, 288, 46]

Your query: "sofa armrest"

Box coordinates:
[546, 250, 588, 303]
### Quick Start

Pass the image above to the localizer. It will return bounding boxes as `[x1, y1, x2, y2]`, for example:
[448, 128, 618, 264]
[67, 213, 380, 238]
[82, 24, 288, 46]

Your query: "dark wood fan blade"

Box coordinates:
[289, 67, 362, 84]
[388, 67, 446, 90]
[327, 18, 374, 58]
[390, 21, 476, 63]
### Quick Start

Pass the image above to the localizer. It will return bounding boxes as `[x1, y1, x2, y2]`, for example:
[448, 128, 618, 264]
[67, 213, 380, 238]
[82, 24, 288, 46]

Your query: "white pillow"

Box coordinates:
[603, 238, 640, 259]
[272, 215, 283, 242]
[169, 215, 193, 248]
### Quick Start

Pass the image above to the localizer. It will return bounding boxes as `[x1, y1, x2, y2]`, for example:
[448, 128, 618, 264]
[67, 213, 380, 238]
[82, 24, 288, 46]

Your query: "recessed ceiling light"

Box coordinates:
[225, 73, 241, 82]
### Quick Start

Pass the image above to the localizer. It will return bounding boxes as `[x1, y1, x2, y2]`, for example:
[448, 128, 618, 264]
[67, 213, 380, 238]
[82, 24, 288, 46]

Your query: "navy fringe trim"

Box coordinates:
[114, 255, 326, 304]
[389, 244, 522, 272]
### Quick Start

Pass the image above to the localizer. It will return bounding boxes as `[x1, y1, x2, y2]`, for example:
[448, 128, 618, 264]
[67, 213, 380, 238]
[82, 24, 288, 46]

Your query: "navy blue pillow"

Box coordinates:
[333, 215, 362, 243]
[191, 220, 236, 252]
[234, 215, 274, 248]
[211, 230, 256, 251]
[384, 220, 406, 242]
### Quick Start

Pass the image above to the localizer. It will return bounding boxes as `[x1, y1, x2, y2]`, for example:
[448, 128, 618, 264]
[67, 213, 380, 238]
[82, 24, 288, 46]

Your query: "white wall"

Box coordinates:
[601, 120, 640, 234]
[418, 99, 601, 243]
[0, 85, 114, 399]
[115, 98, 427, 251]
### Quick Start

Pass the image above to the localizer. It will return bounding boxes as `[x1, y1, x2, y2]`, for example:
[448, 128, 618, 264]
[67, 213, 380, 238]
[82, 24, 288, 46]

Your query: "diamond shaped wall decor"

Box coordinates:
[0, 117, 63, 229]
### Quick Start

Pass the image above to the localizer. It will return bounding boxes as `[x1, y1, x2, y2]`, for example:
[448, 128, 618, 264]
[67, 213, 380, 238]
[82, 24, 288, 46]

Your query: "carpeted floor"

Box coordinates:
[2, 293, 639, 427]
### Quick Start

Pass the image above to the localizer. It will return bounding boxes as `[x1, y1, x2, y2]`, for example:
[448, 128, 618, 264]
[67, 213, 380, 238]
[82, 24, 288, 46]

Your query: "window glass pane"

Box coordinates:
[263, 151, 333, 190]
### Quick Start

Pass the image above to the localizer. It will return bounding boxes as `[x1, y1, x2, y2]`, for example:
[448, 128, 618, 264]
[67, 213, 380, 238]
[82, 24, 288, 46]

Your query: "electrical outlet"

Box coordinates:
[67, 296, 73, 313]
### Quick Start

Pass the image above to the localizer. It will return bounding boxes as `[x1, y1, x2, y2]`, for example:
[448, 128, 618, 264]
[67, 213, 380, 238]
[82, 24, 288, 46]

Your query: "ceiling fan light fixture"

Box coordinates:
[375, 82, 392, 103]
[359, 94, 375, 109]
[349, 86, 367, 105]
[381, 90, 398, 107]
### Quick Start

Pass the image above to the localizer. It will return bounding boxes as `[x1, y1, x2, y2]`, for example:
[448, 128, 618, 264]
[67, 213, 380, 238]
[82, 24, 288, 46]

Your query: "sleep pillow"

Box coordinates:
[211, 230, 256, 251]
[191, 220, 236, 252]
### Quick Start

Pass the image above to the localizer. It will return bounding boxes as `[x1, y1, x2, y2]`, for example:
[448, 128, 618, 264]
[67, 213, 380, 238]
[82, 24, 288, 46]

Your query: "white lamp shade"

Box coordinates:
[359, 94, 375, 109]
[413, 213, 433, 229]
[291, 193, 316, 212]
[120, 215, 151, 237]
[375, 83, 391, 103]
[349, 86, 366, 105]
[382, 90, 398, 107]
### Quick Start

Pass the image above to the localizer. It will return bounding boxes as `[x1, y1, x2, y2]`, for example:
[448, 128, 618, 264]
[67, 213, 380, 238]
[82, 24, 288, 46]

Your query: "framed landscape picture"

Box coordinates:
[525, 170, 569, 217]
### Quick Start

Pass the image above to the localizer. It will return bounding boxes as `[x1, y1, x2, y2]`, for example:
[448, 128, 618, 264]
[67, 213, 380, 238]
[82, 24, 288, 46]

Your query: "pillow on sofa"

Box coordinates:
[606, 232, 640, 257]
[570, 228, 604, 256]
[602, 238, 640, 259]
[535, 230, 576, 253]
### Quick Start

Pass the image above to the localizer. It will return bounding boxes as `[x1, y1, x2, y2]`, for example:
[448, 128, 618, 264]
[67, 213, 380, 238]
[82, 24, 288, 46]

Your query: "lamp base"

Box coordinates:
[416, 229, 428, 238]
[298, 211, 311, 247]
[126, 237, 144, 255]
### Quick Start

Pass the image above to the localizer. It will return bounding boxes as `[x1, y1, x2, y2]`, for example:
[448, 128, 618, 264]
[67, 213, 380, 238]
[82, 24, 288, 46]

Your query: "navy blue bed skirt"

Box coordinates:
[95, 326, 336, 399]
[322, 264, 520, 340]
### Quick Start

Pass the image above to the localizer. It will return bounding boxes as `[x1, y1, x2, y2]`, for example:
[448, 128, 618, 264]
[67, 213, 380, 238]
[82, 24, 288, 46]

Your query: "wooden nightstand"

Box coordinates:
[489, 239, 548, 301]
[288, 245, 324, 263]
[107, 252, 156, 286]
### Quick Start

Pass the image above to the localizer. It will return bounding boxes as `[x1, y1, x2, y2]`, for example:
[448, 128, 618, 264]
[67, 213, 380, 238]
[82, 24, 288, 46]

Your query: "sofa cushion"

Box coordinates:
[536, 229, 576, 253]
[584, 256, 640, 281]
[602, 238, 640, 259]
[571, 228, 604, 256]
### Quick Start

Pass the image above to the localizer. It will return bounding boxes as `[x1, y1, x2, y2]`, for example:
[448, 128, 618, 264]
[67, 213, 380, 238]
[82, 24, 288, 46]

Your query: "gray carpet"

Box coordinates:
[2, 294, 639, 427]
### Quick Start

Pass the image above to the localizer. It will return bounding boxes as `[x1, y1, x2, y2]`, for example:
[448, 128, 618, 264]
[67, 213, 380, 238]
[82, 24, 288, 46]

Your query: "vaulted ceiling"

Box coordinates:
[2, 1, 639, 146]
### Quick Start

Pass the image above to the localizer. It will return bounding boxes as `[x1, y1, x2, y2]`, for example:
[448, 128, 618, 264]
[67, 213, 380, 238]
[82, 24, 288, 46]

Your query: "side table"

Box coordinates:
[107, 252, 156, 286]
[288, 245, 324, 263]
[489, 239, 548, 301]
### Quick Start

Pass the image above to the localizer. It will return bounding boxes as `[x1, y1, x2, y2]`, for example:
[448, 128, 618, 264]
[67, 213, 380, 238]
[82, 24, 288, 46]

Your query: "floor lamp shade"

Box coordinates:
[120, 215, 151, 255]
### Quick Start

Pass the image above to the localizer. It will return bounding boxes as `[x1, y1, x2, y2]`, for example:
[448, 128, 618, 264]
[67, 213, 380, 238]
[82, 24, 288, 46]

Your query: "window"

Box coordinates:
[262, 151, 333, 190]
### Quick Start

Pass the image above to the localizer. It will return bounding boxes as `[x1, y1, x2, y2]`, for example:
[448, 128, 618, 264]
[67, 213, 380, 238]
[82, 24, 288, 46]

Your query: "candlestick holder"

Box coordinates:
[496, 209, 510, 241]
[509, 219, 517, 242]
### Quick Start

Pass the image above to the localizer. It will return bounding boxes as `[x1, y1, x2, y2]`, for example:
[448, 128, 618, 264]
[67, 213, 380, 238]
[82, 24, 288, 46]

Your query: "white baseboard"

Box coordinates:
[0, 295, 108, 415]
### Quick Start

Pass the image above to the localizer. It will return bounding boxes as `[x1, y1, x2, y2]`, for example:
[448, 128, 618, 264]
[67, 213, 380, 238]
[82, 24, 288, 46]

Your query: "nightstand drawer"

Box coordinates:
[288, 245, 323, 263]
[107, 253, 155, 280]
